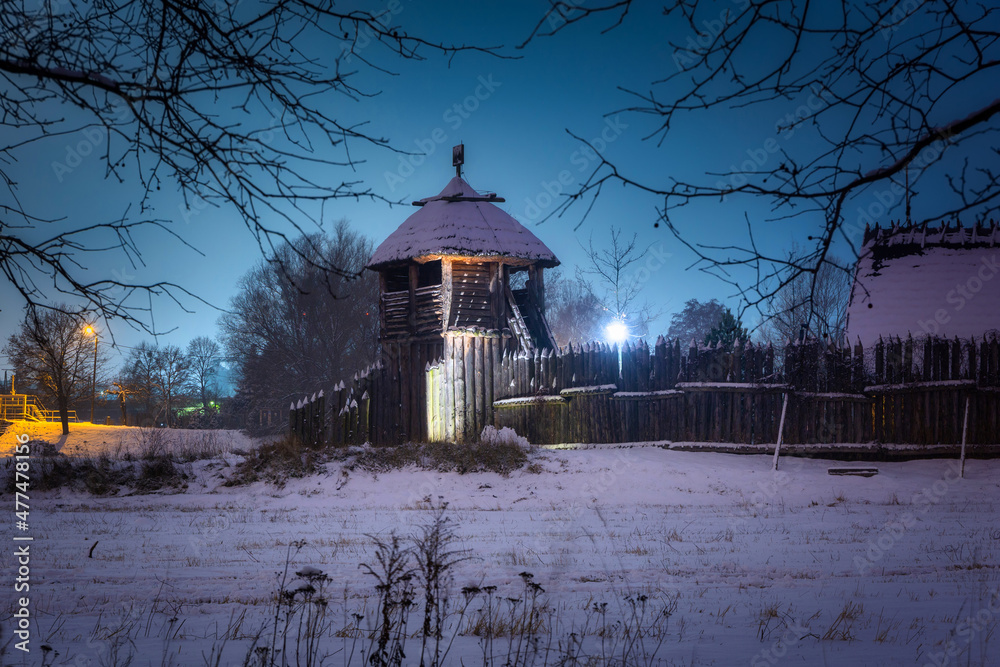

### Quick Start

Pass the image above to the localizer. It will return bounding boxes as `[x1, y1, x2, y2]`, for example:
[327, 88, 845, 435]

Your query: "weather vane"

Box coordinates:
[453, 143, 464, 178]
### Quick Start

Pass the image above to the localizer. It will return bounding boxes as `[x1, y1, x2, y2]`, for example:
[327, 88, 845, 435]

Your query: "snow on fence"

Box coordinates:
[288, 334, 1000, 448]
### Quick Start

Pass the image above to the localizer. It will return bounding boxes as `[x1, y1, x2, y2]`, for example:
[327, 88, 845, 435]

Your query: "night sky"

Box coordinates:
[0, 0, 987, 369]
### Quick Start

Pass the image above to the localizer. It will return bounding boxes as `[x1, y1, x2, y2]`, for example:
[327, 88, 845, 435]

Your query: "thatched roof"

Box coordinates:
[367, 176, 559, 269]
[846, 222, 1000, 345]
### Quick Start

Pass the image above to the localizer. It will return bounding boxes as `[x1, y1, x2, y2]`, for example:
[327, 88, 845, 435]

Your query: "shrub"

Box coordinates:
[134, 456, 185, 492]
[347, 426, 533, 477]
[224, 435, 326, 487]
[1, 444, 185, 496]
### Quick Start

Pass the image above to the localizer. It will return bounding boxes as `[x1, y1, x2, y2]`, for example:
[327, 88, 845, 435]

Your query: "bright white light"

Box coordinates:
[605, 320, 628, 345]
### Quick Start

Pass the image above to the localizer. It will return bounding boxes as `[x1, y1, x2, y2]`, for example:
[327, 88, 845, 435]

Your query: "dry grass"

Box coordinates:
[1, 441, 186, 495]
[344, 427, 534, 477]
[224, 434, 326, 487]
[823, 601, 864, 641]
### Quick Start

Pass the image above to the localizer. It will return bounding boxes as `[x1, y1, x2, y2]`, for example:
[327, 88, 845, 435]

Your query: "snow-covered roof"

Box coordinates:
[845, 222, 1000, 345]
[367, 176, 559, 269]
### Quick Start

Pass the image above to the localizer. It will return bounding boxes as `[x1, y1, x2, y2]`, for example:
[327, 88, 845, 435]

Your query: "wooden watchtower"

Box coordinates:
[366, 145, 560, 441]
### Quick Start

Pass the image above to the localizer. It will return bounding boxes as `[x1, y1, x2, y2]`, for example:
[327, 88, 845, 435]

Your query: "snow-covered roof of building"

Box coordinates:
[845, 222, 1000, 345]
[367, 176, 559, 269]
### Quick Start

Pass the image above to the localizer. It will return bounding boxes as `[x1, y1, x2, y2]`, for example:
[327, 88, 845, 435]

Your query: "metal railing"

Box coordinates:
[0, 394, 78, 422]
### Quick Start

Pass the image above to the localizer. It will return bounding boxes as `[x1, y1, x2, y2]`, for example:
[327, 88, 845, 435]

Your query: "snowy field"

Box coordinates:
[0, 421, 261, 459]
[3, 423, 1000, 666]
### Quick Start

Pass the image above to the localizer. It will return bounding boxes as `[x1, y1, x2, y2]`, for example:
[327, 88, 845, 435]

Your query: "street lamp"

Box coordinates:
[605, 318, 629, 376]
[605, 320, 629, 345]
[85, 325, 98, 423]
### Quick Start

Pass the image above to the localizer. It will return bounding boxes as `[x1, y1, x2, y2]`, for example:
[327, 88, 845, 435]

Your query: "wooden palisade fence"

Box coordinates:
[289, 334, 1000, 448]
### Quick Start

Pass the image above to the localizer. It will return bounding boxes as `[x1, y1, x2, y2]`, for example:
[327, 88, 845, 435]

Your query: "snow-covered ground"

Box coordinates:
[0, 421, 261, 458]
[3, 422, 999, 666]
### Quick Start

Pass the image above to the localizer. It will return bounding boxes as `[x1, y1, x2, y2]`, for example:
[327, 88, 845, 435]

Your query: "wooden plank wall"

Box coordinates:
[450, 262, 493, 329]
[381, 286, 443, 338]
[426, 330, 509, 443]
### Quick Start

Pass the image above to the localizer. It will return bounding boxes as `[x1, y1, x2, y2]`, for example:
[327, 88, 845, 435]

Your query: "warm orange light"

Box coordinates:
[84, 325, 95, 336]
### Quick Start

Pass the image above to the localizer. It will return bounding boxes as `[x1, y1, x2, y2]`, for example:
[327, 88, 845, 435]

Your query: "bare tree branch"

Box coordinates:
[521, 1, 1000, 328]
[1, 0, 503, 332]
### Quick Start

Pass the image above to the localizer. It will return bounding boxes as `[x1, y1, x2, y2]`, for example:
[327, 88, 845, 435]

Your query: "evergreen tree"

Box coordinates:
[704, 309, 750, 351]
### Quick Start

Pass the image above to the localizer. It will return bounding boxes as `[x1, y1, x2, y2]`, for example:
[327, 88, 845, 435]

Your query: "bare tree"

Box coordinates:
[122, 341, 160, 423]
[4, 308, 110, 433]
[0, 0, 499, 331]
[761, 249, 852, 345]
[106, 379, 140, 426]
[219, 221, 378, 419]
[523, 2, 1000, 320]
[544, 268, 604, 346]
[666, 298, 727, 346]
[155, 345, 189, 428]
[578, 226, 661, 337]
[186, 336, 221, 413]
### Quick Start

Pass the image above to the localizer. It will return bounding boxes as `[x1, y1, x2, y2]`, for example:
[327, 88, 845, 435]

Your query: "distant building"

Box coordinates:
[845, 221, 1000, 346]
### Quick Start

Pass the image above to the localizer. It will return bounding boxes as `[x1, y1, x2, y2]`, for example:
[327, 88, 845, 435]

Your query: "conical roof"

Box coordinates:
[367, 176, 559, 269]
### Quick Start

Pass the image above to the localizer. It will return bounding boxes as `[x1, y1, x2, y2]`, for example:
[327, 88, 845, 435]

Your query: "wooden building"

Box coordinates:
[365, 148, 560, 441]
[846, 221, 1000, 346]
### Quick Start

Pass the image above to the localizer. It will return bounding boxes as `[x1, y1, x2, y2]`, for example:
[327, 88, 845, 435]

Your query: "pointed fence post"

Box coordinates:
[772, 391, 790, 471]
[298, 398, 309, 442]
[307, 392, 316, 447]
[359, 390, 370, 444]
[317, 390, 326, 447]
[348, 398, 359, 444]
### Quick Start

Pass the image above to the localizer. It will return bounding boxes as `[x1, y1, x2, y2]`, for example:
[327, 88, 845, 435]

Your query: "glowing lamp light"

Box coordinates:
[605, 320, 629, 345]
[84, 325, 95, 336]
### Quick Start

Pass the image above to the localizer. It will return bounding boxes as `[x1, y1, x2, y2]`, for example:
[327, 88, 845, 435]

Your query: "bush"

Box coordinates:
[0, 444, 186, 496]
[348, 426, 533, 476]
[135, 456, 185, 492]
[222, 426, 535, 486]
[224, 435, 326, 487]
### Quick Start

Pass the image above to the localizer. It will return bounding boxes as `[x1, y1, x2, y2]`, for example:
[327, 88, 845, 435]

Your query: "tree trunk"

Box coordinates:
[58, 394, 70, 435]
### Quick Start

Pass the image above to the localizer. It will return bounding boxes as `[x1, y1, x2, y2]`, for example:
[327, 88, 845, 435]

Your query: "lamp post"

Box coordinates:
[85, 325, 98, 423]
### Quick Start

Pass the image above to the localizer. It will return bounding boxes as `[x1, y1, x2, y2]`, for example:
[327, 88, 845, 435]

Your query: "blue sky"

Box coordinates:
[1, 0, 988, 371]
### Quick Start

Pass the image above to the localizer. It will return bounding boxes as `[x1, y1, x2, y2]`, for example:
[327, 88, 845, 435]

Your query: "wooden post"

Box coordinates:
[441, 259, 454, 332]
[476, 335, 487, 431]
[348, 398, 359, 444]
[454, 335, 466, 441]
[298, 398, 307, 443]
[425, 362, 435, 442]
[307, 393, 315, 447]
[359, 391, 370, 444]
[442, 336, 452, 442]
[337, 381, 348, 446]
[488, 335, 498, 414]
[497, 263, 507, 325]
[536, 266, 545, 316]
[408, 263, 419, 334]
[399, 344, 411, 443]
[772, 391, 790, 471]
[378, 272, 388, 336]
[316, 390, 326, 447]
[464, 335, 476, 440]
[960, 393, 970, 479]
